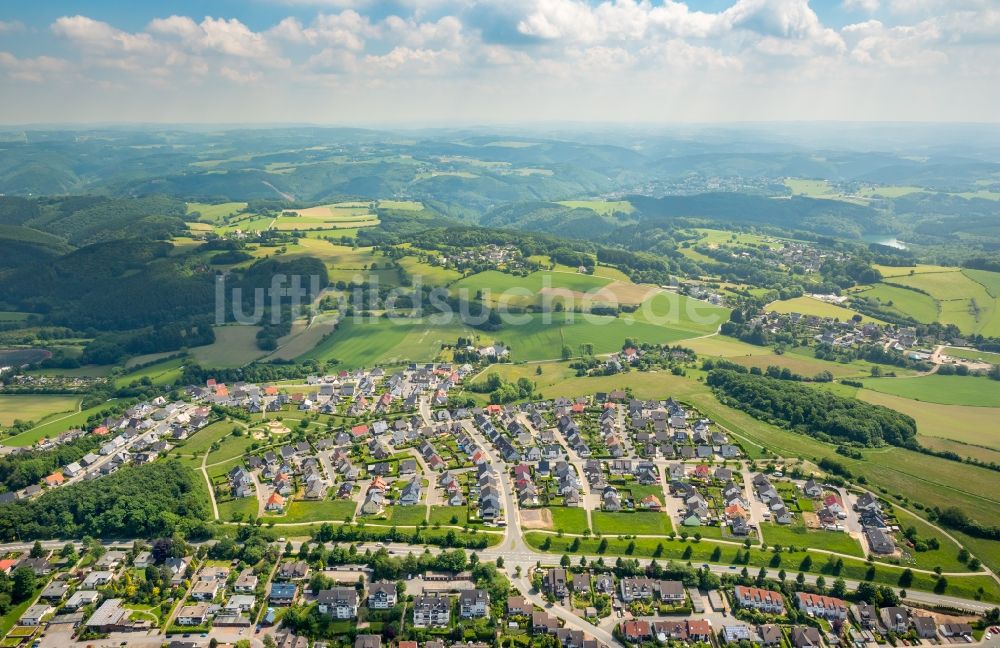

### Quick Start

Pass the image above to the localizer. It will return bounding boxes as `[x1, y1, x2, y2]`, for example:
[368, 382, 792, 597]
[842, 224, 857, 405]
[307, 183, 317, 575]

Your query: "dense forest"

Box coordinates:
[0, 461, 211, 541]
[706, 368, 918, 448]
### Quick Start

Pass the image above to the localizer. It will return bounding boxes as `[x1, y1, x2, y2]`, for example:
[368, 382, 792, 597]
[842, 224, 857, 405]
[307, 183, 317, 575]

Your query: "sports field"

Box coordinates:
[0, 394, 80, 427]
[765, 295, 884, 324]
[862, 374, 1000, 407]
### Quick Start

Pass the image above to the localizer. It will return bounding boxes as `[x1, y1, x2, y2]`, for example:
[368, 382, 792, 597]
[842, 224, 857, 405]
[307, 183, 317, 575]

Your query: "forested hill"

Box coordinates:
[627, 194, 889, 239]
[706, 368, 918, 448]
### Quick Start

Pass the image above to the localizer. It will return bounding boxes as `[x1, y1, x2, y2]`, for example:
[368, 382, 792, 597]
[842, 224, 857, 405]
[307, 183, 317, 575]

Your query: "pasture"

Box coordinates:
[723, 350, 874, 379]
[378, 200, 423, 210]
[398, 256, 464, 286]
[304, 298, 725, 367]
[113, 356, 185, 389]
[862, 374, 1000, 407]
[850, 283, 939, 323]
[0, 311, 28, 323]
[886, 270, 998, 336]
[186, 201, 247, 223]
[873, 264, 959, 278]
[190, 326, 265, 368]
[556, 200, 635, 215]
[765, 295, 884, 324]
[3, 400, 115, 447]
[0, 394, 80, 427]
[858, 389, 1000, 450]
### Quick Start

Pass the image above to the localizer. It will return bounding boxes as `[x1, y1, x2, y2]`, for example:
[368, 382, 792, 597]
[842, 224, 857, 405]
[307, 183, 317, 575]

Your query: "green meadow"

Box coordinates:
[862, 374, 1000, 407]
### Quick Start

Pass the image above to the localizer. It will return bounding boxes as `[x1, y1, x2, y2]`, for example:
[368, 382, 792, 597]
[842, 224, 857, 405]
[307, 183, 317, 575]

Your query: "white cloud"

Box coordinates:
[0, 51, 70, 82]
[52, 15, 157, 53]
[843, 0, 880, 12]
[149, 15, 281, 61]
[843, 18, 946, 67]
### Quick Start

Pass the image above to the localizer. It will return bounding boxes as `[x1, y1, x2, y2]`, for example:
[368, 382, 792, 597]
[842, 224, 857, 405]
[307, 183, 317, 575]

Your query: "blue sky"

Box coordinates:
[0, 0, 996, 124]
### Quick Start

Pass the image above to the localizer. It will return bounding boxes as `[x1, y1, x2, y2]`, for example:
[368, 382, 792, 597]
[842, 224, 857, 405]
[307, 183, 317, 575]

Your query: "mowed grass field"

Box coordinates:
[765, 295, 884, 324]
[862, 375, 1000, 407]
[0, 394, 81, 427]
[886, 269, 1000, 336]
[850, 283, 940, 323]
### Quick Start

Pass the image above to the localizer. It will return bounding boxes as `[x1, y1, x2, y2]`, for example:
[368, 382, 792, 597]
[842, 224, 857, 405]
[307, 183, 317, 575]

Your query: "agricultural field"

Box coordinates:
[0, 311, 28, 323]
[398, 256, 464, 286]
[190, 325, 265, 368]
[378, 199, 423, 210]
[885, 269, 999, 336]
[873, 264, 960, 278]
[450, 270, 614, 306]
[723, 349, 877, 379]
[113, 356, 186, 389]
[556, 200, 635, 216]
[858, 389, 1000, 458]
[0, 394, 80, 427]
[765, 295, 884, 324]
[862, 374, 1000, 407]
[186, 201, 247, 223]
[304, 296, 725, 368]
[2, 400, 116, 447]
[274, 202, 379, 231]
[693, 228, 784, 249]
[850, 283, 940, 323]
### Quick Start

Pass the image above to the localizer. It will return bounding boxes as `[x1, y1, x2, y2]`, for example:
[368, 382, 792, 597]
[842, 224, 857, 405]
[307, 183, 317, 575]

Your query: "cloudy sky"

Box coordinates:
[0, 0, 997, 124]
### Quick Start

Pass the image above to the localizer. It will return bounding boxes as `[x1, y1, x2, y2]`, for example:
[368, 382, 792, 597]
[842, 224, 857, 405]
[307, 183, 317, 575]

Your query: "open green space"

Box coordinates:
[886, 507, 977, 573]
[113, 356, 186, 389]
[207, 432, 256, 464]
[262, 499, 357, 524]
[0, 394, 81, 427]
[886, 270, 999, 336]
[218, 496, 259, 521]
[862, 374, 1000, 407]
[429, 506, 469, 527]
[176, 420, 233, 456]
[3, 400, 114, 446]
[544, 506, 590, 533]
[592, 511, 673, 536]
[858, 389, 1000, 460]
[384, 505, 428, 526]
[190, 325, 265, 368]
[850, 283, 940, 323]
[186, 201, 248, 223]
[759, 523, 864, 557]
